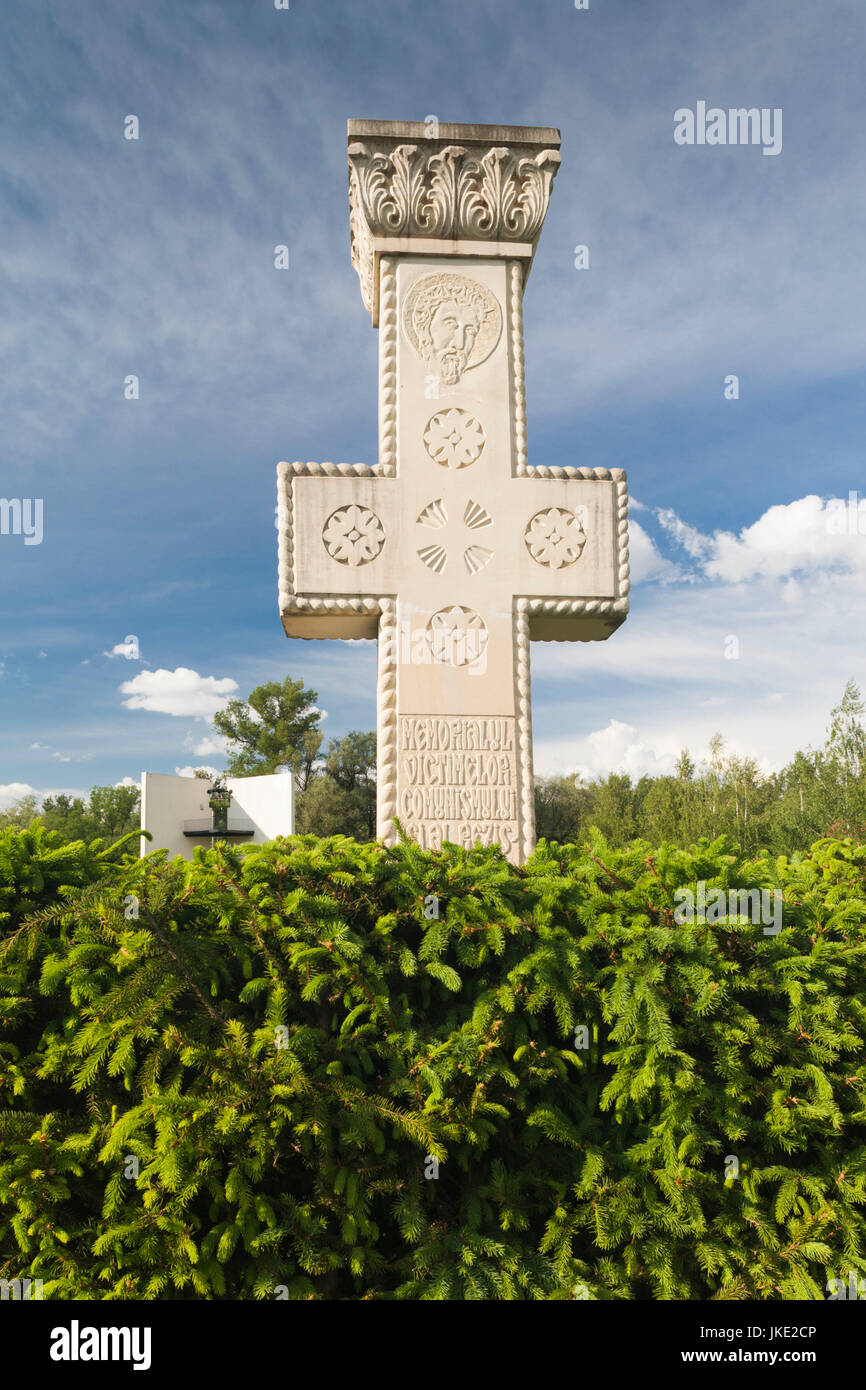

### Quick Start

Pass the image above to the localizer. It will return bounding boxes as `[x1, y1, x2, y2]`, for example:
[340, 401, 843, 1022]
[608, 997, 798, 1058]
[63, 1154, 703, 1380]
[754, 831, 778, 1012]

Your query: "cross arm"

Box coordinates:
[510, 465, 630, 640]
[277, 461, 398, 639]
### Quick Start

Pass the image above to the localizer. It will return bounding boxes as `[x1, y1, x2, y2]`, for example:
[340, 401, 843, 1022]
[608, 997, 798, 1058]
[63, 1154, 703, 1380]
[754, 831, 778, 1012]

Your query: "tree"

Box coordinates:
[296, 776, 368, 839]
[85, 786, 140, 839]
[325, 731, 377, 836]
[297, 731, 377, 840]
[40, 786, 139, 845]
[823, 679, 866, 835]
[534, 774, 594, 844]
[589, 773, 636, 846]
[0, 793, 39, 830]
[213, 677, 323, 778]
[826, 679, 866, 781]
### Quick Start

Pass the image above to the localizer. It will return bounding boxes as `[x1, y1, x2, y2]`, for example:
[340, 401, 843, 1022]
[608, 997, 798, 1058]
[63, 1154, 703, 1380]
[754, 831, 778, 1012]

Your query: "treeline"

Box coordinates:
[0, 785, 140, 846]
[4, 680, 864, 858]
[536, 681, 866, 856]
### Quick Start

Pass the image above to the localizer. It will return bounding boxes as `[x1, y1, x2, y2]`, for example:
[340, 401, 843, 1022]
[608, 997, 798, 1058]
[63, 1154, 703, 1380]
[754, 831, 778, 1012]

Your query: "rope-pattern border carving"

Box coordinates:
[516, 464, 627, 480]
[376, 598, 398, 842]
[378, 256, 397, 474]
[277, 459, 391, 618]
[276, 460, 294, 613]
[508, 259, 527, 474]
[615, 477, 630, 603]
[514, 599, 535, 862]
[525, 598, 629, 616]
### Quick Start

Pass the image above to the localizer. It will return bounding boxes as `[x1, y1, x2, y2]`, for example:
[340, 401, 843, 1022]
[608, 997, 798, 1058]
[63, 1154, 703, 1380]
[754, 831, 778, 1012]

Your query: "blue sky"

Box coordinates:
[2, 0, 865, 804]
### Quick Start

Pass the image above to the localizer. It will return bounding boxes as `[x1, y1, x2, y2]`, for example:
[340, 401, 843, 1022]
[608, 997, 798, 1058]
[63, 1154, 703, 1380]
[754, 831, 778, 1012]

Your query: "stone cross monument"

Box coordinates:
[277, 120, 629, 864]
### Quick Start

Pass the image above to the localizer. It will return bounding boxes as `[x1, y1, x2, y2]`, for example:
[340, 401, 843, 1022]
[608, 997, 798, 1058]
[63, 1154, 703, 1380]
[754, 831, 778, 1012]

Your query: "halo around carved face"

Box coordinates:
[402, 273, 502, 384]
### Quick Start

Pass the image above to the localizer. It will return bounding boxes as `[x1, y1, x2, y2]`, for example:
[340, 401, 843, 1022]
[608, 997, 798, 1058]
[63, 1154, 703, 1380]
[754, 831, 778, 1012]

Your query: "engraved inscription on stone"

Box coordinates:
[399, 716, 519, 855]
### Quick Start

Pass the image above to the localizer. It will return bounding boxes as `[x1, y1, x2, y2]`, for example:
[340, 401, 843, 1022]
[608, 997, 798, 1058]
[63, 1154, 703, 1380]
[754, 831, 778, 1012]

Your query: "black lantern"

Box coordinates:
[206, 778, 232, 833]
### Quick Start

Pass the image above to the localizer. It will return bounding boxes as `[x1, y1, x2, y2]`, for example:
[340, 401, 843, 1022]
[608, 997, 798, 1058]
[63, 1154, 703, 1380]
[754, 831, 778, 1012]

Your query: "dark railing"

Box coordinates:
[182, 816, 255, 838]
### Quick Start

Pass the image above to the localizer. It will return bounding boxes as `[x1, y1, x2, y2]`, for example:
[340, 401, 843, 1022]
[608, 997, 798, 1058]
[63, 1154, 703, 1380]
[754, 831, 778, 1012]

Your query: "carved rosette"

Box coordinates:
[323, 504, 385, 566]
[427, 605, 488, 667]
[348, 140, 561, 315]
[524, 506, 588, 569]
[423, 409, 486, 469]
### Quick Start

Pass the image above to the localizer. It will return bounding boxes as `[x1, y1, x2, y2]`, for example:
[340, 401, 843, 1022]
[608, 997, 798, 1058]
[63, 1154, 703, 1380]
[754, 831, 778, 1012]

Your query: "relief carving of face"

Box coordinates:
[402, 273, 501, 386]
[428, 300, 480, 383]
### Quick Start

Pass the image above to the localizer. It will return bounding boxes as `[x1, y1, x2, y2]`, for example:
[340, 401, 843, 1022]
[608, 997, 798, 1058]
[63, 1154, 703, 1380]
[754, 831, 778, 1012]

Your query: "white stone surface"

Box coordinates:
[277, 121, 629, 864]
[140, 772, 294, 860]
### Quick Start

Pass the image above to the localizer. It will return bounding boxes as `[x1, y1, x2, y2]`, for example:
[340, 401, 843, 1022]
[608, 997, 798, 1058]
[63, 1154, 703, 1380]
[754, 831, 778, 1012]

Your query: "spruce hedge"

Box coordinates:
[1, 822, 865, 1300]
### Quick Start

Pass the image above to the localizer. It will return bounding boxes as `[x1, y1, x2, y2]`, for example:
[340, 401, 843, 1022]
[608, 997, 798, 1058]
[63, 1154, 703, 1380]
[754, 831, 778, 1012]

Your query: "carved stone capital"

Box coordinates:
[347, 120, 561, 322]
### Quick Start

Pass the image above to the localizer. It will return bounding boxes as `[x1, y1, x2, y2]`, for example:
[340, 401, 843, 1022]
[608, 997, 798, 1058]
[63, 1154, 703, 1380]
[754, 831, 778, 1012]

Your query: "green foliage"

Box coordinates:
[297, 731, 377, 841]
[2, 826, 866, 1300]
[213, 676, 323, 780]
[39, 786, 140, 850]
[0, 794, 40, 831]
[534, 682, 866, 857]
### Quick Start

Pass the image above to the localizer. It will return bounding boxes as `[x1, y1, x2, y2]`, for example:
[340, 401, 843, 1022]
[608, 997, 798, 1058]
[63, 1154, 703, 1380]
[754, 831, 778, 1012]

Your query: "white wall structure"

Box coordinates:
[141, 772, 294, 860]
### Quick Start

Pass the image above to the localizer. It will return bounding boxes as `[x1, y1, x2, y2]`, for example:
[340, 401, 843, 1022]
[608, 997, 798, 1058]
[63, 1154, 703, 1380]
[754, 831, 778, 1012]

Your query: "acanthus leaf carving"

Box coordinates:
[418, 145, 466, 238]
[348, 139, 561, 314]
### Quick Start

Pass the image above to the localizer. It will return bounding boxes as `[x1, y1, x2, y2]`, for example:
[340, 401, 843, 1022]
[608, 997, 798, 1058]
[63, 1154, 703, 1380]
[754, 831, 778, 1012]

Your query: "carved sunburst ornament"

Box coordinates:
[416, 498, 494, 575]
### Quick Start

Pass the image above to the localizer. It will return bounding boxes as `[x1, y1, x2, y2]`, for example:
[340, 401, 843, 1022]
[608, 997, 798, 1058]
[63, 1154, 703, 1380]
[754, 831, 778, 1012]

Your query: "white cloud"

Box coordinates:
[120, 667, 238, 718]
[702, 496, 866, 584]
[185, 732, 229, 757]
[114, 776, 139, 788]
[0, 782, 39, 811]
[105, 640, 142, 661]
[532, 494, 866, 780]
[174, 765, 218, 779]
[536, 719, 680, 780]
[656, 508, 710, 561]
[628, 520, 681, 585]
